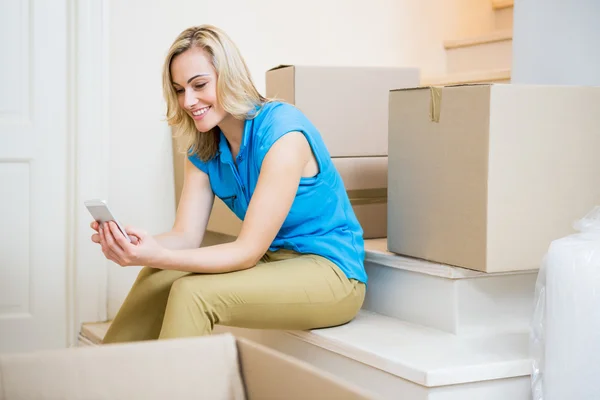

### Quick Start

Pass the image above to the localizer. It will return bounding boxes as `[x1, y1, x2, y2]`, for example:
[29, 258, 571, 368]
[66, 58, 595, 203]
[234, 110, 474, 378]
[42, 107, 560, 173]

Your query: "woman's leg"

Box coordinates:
[102, 267, 190, 344]
[158, 250, 366, 339]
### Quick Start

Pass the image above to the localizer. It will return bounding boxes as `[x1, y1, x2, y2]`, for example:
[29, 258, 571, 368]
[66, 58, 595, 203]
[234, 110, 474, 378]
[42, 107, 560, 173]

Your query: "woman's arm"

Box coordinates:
[98, 132, 310, 271]
[153, 131, 311, 273]
[155, 157, 214, 250]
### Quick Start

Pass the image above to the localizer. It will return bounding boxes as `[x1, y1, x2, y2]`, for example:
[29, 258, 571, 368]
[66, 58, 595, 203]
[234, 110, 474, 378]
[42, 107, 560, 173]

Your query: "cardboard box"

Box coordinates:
[266, 65, 420, 157]
[0, 333, 374, 399]
[334, 157, 387, 239]
[173, 133, 388, 239]
[387, 84, 600, 273]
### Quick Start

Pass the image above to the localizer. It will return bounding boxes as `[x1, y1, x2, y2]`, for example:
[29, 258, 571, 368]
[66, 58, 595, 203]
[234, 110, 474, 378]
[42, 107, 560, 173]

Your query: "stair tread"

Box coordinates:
[80, 321, 111, 344]
[364, 238, 536, 279]
[493, 0, 514, 9]
[421, 69, 511, 86]
[444, 29, 513, 49]
[83, 311, 531, 387]
[290, 310, 531, 387]
[81, 311, 530, 388]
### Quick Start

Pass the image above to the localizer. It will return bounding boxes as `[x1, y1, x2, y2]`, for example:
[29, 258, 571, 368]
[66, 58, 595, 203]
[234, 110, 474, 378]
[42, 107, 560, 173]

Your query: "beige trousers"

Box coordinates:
[102, 249, 365, 343]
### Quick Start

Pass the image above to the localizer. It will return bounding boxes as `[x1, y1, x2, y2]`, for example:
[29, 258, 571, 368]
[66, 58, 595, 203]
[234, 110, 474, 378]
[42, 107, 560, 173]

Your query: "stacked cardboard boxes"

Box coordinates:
[265, 65, 419, 238]
[387, 84, 600, 272]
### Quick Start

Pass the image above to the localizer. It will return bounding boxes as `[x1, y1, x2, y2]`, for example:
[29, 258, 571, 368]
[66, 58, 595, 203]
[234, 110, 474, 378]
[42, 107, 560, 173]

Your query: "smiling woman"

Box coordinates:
[94, 25, 368, 343]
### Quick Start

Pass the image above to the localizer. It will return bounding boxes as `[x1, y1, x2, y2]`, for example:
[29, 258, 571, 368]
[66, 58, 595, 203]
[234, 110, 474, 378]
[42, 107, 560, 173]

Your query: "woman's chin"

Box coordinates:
[195, 122, 214, 133]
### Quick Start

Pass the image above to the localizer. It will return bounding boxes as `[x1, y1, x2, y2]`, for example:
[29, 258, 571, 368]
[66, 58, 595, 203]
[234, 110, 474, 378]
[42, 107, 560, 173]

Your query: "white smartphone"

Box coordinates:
[84, 199, 131, 242]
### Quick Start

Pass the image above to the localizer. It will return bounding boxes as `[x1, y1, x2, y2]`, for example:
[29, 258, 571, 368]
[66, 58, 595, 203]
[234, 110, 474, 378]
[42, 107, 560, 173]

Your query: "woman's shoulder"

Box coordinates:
[249, 101, 321, 163]
[252, 101, 313, 138]
[254, 101, 305, 124]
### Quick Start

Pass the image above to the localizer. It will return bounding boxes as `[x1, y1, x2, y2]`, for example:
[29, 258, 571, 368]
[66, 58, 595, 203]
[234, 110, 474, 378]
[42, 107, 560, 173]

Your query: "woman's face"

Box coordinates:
[170, 46, 227, 133]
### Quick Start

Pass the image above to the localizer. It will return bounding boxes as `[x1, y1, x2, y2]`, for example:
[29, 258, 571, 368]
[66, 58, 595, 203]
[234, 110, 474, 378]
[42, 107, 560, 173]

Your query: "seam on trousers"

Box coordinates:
[222, 286, 364, 309]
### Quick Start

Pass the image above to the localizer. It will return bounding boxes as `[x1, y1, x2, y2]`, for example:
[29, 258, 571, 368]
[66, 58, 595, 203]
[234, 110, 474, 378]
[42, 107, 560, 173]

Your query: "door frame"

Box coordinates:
[66, 0, 110, 346]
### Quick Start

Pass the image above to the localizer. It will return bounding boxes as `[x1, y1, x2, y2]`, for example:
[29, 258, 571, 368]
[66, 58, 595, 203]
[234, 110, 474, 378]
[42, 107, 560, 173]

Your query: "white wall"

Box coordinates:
[512, 0, 600, 85]
[105, 0, 488, 318]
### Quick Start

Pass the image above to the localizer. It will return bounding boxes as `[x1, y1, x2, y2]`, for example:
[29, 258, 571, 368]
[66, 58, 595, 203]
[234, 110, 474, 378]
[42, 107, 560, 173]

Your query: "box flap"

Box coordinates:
[392, 85, 492, 122]
[0, 334, 245, 400]
[237, 338, 375, 399]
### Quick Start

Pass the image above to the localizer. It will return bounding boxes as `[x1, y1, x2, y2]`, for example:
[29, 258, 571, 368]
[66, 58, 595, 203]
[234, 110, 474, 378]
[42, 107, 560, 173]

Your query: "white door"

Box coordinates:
[0, 0, 69, 353]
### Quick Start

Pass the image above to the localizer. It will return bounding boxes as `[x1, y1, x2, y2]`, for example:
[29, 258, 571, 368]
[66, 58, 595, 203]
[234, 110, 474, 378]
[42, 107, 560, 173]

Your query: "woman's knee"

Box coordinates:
[168, 276, 212, 304]
[131, 267, 190, 295]
[133, 266, 158, 283]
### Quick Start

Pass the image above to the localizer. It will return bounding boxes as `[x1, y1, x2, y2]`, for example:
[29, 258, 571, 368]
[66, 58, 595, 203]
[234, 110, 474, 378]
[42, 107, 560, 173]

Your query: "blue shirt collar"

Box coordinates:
[218, 117, 252, 164]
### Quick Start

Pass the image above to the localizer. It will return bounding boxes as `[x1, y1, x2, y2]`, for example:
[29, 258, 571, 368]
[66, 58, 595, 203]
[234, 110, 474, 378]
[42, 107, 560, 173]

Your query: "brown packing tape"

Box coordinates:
[347, 188, 387, 206]
[429, 86, 442, 123]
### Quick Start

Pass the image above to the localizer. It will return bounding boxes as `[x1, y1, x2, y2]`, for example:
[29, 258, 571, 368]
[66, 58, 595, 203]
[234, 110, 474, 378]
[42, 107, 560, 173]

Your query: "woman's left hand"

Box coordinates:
[99, 221, 166, 267]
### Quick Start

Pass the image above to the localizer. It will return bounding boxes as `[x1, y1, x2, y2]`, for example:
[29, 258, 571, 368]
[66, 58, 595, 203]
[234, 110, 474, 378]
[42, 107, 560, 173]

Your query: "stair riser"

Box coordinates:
[363, 261, 537, 335]
[446, 40, 513, 74]
[456, 274, 536, 336]
[495, 7, 513, 31]
[214, 325, 531, 400]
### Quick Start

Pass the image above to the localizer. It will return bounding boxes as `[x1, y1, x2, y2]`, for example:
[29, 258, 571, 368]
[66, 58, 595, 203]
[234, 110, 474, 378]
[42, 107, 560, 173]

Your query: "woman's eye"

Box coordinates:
[194, 83, 207, 90]
[174, 88, 184, 94]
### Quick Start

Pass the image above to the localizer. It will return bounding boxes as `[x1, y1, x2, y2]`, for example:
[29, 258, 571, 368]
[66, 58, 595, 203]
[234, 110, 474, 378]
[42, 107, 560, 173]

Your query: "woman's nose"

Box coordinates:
[184, 89, 197, 109]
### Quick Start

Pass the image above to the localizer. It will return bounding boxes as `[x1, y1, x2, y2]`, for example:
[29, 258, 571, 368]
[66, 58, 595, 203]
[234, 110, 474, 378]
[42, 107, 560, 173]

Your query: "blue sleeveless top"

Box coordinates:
[188, 101, 367, 283]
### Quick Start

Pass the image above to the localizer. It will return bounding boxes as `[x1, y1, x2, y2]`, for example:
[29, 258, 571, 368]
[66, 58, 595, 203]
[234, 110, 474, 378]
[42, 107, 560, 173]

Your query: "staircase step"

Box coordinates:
[215, 311, 531, 399]
[79, 321, 110, 345]
[290, 311, 530, 387]
[81, 313, 531, 399]
[363, 239, 537, 336]
[492, 0, 513, 10]
[444, 30, 513, 74]
[421, 69, 511, 86]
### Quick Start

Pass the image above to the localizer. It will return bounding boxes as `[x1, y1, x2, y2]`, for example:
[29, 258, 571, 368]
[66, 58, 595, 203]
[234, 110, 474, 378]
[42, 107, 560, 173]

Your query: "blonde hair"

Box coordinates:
[163, 25, 267, 162]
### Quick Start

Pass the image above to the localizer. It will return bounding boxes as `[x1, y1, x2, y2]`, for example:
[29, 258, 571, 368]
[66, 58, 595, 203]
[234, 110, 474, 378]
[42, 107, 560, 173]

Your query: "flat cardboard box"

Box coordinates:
[387, 84, 600, 273]
[0, 333, 375, 399]
[266, 65, 420, 157]
[173, 132, 388, 239]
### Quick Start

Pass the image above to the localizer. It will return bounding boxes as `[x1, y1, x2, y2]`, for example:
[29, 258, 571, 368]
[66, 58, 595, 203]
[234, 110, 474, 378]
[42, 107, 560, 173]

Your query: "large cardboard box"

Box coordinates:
[173, 134, 388, 239]
[266, 65, 420, 157]
[387, 84, 600, 273]
[0, 333, 374, 399]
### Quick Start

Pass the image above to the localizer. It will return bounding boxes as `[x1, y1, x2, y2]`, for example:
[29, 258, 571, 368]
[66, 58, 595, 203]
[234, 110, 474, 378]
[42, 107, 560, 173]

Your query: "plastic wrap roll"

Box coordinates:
[531, 206, 600, 400]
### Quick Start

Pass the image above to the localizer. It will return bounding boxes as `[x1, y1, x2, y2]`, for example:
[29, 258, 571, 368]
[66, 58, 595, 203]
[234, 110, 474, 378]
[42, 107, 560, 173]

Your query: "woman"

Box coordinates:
[93, 25, 367, 343]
